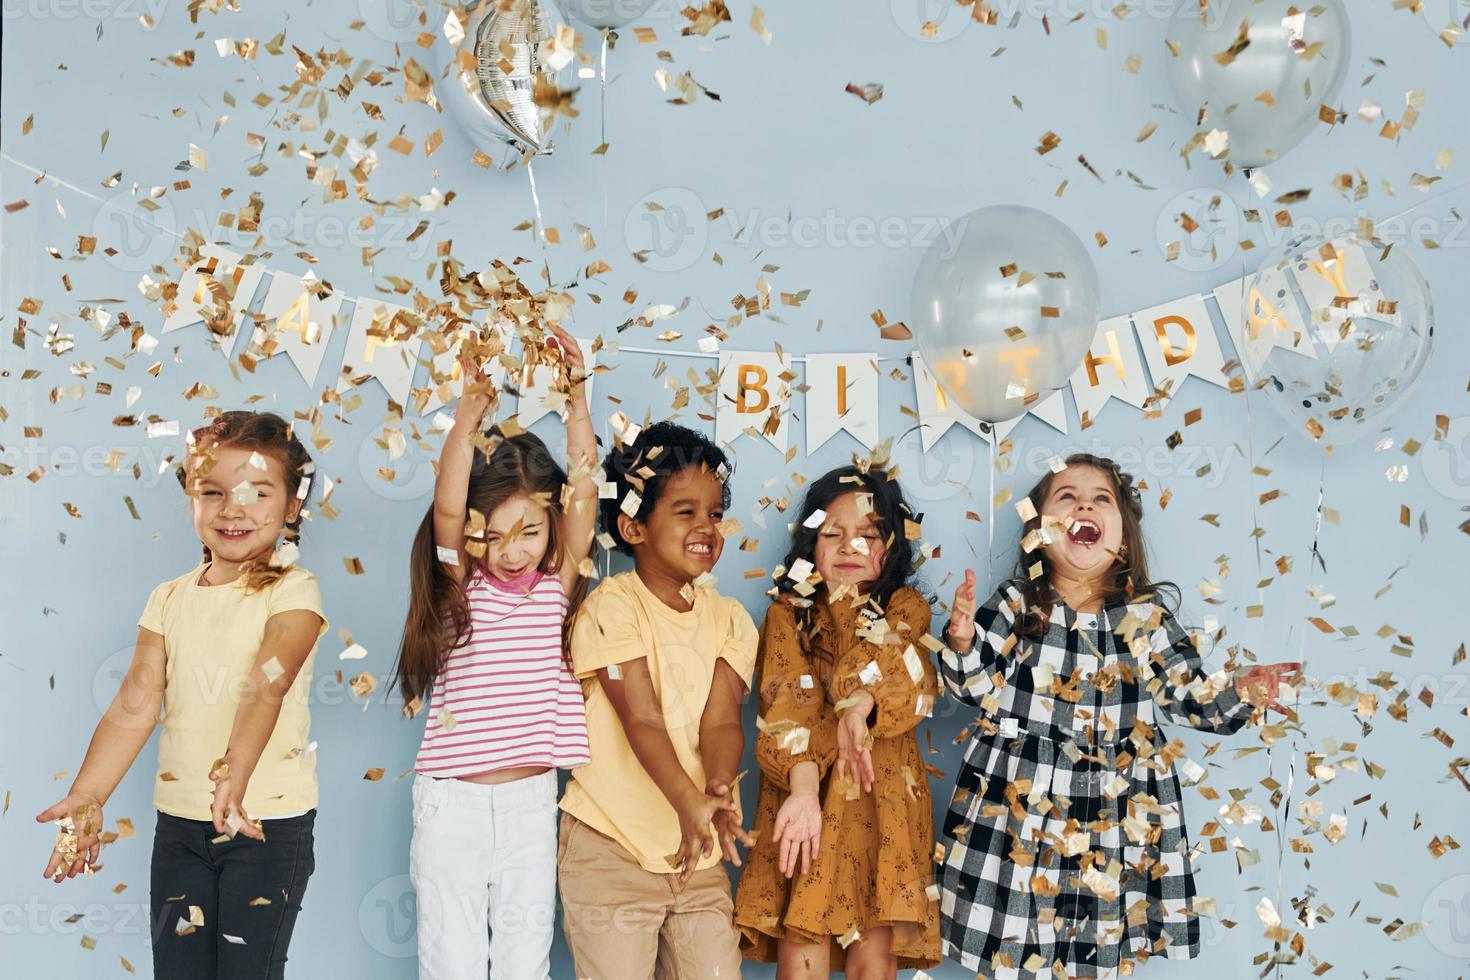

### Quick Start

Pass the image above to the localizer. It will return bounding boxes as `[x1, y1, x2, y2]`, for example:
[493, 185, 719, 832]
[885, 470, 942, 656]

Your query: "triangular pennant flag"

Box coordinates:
[911, 352, 990, 452]
[716, 350, 793, 453]
[993, 387, 1068, 441]
[249, 273, 345, 386]
[421, 319, 510, 416]
[338, 301, 423, 407]
[805, 352, 880, 452]
[162, 245, 267, 359]
[1212, 274, 1315, 381]
[1067, 315, 1150, 425]
[1133, 294, 1230, 397]
[515, 332, 597, 428]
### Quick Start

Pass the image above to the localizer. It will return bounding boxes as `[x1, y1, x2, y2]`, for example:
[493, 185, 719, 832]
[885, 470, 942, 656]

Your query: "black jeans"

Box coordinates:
[150, 810, 316, 980]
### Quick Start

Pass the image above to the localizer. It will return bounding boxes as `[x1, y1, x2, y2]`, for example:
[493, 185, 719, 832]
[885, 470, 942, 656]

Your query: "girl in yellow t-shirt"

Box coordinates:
[36, 410, 328, 980]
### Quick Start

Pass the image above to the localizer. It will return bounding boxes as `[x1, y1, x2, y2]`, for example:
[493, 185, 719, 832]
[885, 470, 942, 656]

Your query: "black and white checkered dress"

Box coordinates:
[937, 579, 1253, 979]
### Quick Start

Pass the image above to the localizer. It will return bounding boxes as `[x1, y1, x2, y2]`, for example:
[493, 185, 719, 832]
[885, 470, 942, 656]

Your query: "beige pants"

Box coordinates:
[557, 812, 744, 980]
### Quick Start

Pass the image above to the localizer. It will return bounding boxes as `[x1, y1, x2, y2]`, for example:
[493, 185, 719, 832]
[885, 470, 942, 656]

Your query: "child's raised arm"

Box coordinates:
[941, 571, 1022, 707]
[37, 626, 166, 881]
[209, 606, 324, 839]
[433, 355, 496, 584]
[548, 324, 597, 595]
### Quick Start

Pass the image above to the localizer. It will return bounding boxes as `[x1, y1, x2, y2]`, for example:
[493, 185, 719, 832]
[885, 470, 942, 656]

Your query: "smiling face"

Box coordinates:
[1039, 464, 1125, 581]
[813, 491, 887, 591]
[619, 466, 727, 584]
[189, 443, 301, 566]
[482, 493, 553, 582]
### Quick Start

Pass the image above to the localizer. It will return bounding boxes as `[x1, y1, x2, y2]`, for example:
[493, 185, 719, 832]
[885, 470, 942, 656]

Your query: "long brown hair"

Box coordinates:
[393, 428, 583, 709]
[1011, 452, 1179, 638]
[176, 410, 314, 594]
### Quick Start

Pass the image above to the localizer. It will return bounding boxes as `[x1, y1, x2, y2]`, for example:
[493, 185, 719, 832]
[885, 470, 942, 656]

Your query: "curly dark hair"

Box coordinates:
[1011, 452, 1179, 639]
[778, 464, 917, 611]
[598, 421, 731, 557]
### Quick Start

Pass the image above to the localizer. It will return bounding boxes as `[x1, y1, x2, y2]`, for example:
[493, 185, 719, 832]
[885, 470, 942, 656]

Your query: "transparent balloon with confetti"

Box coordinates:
[1242, 229, 1435, 450]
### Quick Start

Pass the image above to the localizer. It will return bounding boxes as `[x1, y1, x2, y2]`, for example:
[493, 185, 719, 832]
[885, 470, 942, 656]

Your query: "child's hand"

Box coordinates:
[947, 569, 977, 651]
[453, 354, 495, 431]
[834, 691, 876, 794]
[209, 757, 264, 841]
[36, 793, 104, 882]
[671, 786, 730, 884]
[1235, 662, 1303, 714]
[770, 789, 822, 878]
[705, 779, 754, 867]
[545, 323, 585, 380]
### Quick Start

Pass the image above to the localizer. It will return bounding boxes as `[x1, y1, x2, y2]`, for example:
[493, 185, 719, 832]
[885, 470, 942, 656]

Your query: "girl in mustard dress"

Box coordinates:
[735, 463, 941, 977]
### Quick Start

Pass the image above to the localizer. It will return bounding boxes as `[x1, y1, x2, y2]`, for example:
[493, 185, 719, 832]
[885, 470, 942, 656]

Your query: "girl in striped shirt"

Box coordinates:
[392, 324, 596, 980]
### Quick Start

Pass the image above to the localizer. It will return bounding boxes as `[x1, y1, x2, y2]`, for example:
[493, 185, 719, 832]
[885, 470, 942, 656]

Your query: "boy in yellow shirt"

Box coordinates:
[559, 420, 756, 978]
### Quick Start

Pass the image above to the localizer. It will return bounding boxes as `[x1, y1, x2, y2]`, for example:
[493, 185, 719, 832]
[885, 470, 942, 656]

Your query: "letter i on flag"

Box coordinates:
[805, 353, 879, 452]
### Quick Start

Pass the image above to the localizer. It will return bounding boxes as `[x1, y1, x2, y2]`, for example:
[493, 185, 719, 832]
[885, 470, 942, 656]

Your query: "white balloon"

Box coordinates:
[911, 206, 1100, 424]
[1166, 0, 1351, 169]
[556, 0, 655, 30]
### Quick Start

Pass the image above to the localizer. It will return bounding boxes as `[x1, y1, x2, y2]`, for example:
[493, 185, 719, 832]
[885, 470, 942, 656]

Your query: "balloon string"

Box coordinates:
[1271, 445, 1326, 977]
[599, 30, 610, 232]
[599, 31, 609, 152]
[985, 429, 995, 585]
[525, 156, 553, 289]
[1377, 174, 1470, 226]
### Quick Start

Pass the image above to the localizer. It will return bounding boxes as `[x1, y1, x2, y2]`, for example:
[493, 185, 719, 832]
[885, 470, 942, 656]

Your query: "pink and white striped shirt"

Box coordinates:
[414, 568, 590, 777]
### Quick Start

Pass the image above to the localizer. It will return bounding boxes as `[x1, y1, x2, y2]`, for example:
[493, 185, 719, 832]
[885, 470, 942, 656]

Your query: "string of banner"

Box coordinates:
[159, 240, 1314, 457]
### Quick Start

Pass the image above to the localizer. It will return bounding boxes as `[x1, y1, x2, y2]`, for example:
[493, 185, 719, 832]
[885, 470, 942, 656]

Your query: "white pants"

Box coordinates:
[409, 770, 559, 980]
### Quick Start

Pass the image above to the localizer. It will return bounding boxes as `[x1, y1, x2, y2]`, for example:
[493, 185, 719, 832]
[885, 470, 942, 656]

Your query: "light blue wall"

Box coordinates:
[3, 1, 1469, 977]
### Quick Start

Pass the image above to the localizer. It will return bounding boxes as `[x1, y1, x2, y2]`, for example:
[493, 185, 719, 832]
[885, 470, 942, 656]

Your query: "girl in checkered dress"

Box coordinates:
[936, 454, 1298, 979]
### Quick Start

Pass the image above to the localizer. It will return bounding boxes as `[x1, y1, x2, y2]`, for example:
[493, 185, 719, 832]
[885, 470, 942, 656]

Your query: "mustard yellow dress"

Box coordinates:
[734, 586, 941, 972]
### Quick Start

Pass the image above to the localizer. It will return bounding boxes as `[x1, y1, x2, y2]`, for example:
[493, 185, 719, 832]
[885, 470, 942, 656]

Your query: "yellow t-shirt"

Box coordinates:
[561, 571, 758, 874]
[138, 563, 327, 821]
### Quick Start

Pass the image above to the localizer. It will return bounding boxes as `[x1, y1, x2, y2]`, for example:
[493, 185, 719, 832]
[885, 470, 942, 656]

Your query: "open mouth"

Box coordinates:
[686, 541, 713, 558]
[1067, 518, 1102, 546]
[216, 528, 253, 540]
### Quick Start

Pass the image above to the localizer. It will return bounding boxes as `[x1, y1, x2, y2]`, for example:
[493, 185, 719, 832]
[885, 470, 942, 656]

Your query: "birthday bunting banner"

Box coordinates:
[163, 251, 1322, 453]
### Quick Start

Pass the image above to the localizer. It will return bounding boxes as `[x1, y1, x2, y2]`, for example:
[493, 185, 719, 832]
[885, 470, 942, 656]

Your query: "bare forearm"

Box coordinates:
[787, 760, 821, 797]
[699, 720, 745, 788]
[624, 719, 703, 811]
[435, 423, 476, 518]
[70, 714, 156, 805]
[221, 687, 289, 781]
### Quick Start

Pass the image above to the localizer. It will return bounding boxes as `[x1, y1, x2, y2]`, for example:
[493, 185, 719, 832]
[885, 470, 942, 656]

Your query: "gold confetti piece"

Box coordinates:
[749, 4, 771, 43]
[844, 82, 883, 104]
[363, 768, 385, 781]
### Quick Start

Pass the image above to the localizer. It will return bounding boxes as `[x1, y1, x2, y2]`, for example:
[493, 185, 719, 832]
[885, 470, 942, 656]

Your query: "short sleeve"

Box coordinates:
[569, 580, 650, 679]
[716, 597, 758, 688]
[268, 569, 328, 638]
[138, 578, 177, 634]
